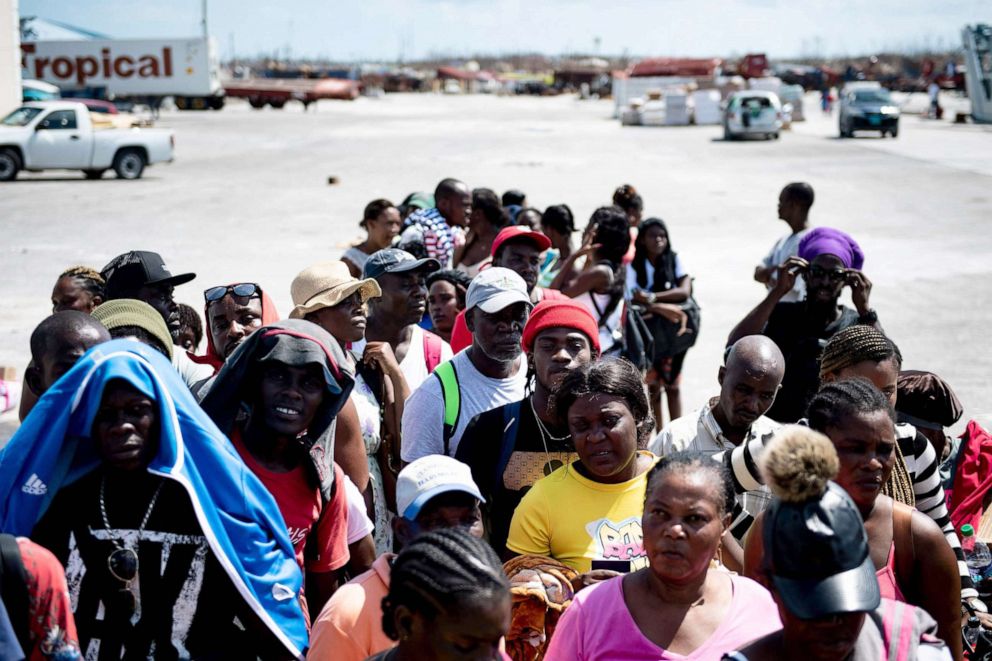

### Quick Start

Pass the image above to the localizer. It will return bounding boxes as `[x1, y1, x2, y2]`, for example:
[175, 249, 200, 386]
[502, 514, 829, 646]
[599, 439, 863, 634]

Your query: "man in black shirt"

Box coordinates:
[456, 299, 600, 556]
[727, 226, 881, 422]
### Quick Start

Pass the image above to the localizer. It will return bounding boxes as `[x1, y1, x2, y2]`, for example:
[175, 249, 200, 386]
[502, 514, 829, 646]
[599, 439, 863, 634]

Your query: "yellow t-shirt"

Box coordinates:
[506, 451, 657, 573]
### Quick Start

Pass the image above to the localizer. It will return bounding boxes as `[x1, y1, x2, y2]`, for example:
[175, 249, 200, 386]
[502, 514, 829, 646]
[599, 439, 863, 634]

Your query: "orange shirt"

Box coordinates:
[307, 553, 394, 660]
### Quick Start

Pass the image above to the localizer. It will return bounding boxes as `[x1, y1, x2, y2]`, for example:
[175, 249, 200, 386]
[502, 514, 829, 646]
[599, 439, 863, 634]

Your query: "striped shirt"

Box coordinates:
[714, 421, 976, 600]
[401, 207, 455, 268]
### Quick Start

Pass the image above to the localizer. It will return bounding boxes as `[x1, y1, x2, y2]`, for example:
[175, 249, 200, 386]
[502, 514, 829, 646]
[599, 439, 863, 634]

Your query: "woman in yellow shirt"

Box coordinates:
[507, 359, 657, 574]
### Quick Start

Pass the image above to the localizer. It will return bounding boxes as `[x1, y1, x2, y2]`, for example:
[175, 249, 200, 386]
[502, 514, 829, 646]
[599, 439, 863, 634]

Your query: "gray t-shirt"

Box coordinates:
[400, 350, 527, 461]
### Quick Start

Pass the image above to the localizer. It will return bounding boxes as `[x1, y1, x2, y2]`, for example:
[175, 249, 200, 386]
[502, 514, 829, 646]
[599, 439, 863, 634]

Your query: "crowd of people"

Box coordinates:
[0, 177, 979, 660]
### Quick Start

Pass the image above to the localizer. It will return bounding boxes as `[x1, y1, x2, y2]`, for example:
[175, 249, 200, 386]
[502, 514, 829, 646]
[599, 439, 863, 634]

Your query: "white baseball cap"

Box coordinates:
[465, 267, 531, 314]
[396, 455, 485, 520]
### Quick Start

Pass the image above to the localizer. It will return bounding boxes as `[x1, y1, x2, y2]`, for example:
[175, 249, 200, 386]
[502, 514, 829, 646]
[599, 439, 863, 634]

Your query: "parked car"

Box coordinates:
[839, 83, 900, 138]
[723, 91, 783, 140]
[0, 102, 174, 181]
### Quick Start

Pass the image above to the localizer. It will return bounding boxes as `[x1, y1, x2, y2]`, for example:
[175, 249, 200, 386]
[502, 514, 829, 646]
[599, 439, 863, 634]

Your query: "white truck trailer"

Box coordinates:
[20, 37, 225, 110]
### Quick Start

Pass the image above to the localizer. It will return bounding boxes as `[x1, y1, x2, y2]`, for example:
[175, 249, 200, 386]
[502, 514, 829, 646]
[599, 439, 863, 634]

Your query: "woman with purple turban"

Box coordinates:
[728, 227, 880, 422]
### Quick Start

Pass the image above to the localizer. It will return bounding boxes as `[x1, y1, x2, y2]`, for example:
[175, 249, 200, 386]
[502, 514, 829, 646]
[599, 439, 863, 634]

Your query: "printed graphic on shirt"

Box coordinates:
[63, 527, 210, 659]
[502, 452, 579, 492]
[585, 516, 648, 571]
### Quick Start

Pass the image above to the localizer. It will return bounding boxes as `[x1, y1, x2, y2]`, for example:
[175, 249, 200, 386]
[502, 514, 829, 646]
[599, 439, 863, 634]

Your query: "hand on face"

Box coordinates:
[845, 269, 873, 314]
[773, 256, 808, 298]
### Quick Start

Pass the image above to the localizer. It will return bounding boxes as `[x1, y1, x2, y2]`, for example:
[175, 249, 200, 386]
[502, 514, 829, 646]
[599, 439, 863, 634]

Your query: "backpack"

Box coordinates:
[423, 331, 445, 374]
[435, 361, 462, 456]
[0, 534, 30, 655]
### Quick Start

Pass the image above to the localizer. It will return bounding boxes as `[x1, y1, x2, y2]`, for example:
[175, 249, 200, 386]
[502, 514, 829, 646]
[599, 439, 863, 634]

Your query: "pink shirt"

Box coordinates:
[546, 572, 781, 660]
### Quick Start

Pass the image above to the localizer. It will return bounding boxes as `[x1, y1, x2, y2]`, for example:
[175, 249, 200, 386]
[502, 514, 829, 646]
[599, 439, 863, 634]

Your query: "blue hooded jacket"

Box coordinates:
[0, 340, 309, 658]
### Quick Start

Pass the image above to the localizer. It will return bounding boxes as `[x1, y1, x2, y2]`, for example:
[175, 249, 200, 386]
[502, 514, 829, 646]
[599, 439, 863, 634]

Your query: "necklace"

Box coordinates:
[100, 473, 165, 588]
[529, 397, 571, 476]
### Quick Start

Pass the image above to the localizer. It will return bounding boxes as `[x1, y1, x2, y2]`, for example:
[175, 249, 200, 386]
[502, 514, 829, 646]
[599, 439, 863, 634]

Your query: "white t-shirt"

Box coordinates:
[341, 474, 375, 545]
[172, 348, 214, 389]
[400, 349, 528, 461]
[761, 230, 809, 303]
[574, 292, 623, 356]
[399, 325, 453, 392]
[624, 255, 687, 296]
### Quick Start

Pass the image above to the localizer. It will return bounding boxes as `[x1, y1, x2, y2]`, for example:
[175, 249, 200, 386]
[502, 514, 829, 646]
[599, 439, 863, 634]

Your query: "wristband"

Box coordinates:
[858, 308, 878, 325]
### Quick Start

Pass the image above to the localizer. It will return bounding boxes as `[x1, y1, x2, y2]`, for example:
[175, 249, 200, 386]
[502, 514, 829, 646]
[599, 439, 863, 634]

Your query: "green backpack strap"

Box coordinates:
[434, 361, 461, 456]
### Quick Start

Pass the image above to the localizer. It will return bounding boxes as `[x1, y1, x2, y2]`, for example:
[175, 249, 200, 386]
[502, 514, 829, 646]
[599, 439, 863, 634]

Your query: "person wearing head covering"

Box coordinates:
[0, 340, 308, 659]
[455, 299, 600, 557]
[731, 427, 952, 660]
[290, 261, 402, 556]
[401, 268, 532, 463]
[100, 250, 213, 388]
[627, 217, 694, 426]
[897, 370, 963, 462]
[728, 226, 879, 422]
[191, 282, 281, 374]
[199, 319, 356, 619]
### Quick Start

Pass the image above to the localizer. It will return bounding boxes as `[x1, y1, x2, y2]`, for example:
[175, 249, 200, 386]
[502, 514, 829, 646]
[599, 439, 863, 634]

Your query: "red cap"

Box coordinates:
[491, 226, 552, 258]
[522, 299, 600, 353]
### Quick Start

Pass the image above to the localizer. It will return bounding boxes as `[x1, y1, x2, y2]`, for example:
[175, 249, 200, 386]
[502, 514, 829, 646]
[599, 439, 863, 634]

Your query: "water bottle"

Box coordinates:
[965, 616, 982, 650]
[963, 525, 992, 581]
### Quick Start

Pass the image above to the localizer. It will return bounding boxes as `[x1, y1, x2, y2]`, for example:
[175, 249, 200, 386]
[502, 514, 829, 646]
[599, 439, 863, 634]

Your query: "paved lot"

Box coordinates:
[2, 92, 991, 436]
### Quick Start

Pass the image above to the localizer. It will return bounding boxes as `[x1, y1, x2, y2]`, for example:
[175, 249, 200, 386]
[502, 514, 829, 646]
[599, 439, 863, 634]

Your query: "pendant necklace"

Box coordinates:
[530, 397, 570, 476]
[100, 473, 165, 592]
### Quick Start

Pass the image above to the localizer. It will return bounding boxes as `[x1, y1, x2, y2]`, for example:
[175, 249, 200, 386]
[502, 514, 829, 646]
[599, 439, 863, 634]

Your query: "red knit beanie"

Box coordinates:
[522, 299, 600, 353]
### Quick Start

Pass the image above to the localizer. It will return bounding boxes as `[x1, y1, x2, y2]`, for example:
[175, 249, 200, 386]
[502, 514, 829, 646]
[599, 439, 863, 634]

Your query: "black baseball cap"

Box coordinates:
[363, 248, 441, 281]
[763, 481, 880, 619]
[101, 251, 196, 298]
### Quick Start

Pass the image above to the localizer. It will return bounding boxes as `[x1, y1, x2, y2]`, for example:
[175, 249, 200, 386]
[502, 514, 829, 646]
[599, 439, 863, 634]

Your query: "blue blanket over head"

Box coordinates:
[0, 340, 309, 658]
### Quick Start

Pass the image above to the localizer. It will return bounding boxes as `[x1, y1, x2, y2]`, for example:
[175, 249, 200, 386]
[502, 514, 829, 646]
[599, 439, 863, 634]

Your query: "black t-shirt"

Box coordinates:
[763, 302, 861, 423]
[32, 469, 285, 660]
[456, 398, 576, 557]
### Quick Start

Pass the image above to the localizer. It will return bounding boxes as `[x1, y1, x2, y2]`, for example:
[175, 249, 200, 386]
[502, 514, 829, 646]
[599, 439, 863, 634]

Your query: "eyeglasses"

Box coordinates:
[807, 265, 846, 282]
[204, 283, 260, 303]
[108, 547, 138, 616]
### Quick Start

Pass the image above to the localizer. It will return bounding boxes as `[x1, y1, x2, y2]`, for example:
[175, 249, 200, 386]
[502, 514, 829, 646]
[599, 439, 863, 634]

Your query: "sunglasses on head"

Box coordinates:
[204, 283, 260, 303]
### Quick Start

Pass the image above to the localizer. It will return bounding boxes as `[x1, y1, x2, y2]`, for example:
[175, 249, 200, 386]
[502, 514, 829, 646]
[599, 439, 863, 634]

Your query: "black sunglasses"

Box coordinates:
[204, 283, 260, 303]
[807, 265, 846, 282]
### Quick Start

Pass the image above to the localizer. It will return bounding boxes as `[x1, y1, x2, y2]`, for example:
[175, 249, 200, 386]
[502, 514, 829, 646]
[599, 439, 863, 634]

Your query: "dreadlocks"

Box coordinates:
[807, 378, 915, 506]
[380, 528, 509, 641]
[58, 265, 106, 300]
[818, 324, 902, 381]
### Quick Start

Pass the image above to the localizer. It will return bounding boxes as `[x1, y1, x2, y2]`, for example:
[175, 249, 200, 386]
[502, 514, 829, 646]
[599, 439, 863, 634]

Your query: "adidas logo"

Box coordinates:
[21, 474, 47, 496]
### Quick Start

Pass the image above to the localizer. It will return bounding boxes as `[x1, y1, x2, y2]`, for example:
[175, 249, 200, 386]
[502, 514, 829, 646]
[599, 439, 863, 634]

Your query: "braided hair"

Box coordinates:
[819, 325, 903, 381]
[381, 528, 509, 641]
[58, 265, 106, 300]
[176, 303, 203, 349]
[807, 378, 915, 505]
[645, 452, 734, 516]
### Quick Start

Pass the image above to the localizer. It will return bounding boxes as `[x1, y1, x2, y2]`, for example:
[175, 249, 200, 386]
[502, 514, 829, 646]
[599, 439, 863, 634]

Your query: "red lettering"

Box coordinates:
[137, 55, 159, 77]
[33, 57, 50, 79]
[163, 47, 172, 76]
[76, 56, 98, 85]
[102, 48, 112, 78]
[113, 56, 134, 78]
[51, 57, 72, 79]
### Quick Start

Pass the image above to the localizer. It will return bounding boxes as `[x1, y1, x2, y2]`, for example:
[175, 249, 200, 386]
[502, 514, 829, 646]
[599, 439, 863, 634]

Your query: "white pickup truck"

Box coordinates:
[0, 102, 174, 181]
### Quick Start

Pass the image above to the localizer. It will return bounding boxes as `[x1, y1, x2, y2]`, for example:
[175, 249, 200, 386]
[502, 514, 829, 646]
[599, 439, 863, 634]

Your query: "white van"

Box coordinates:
[723, 91, 783, 140]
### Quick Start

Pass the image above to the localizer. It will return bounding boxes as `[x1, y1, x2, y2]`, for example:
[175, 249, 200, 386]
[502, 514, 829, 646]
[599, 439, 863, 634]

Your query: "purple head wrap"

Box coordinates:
[798, 227, 864, 269]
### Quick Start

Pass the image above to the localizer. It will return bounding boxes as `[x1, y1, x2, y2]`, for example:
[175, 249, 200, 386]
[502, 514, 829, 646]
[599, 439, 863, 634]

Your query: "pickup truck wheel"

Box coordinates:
[113, 149, 145, 180]
[0, 149, 20, 181]
[83, 169, 106, 180]
[268, 100, 286, 109]
[248, 97, 265, 109]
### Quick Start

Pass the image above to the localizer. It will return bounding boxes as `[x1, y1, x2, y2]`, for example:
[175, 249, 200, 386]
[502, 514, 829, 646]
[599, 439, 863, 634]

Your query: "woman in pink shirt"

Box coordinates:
[545, 453, 780, 660]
